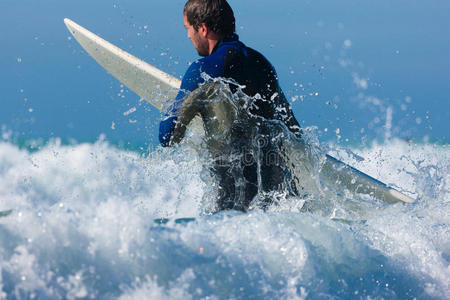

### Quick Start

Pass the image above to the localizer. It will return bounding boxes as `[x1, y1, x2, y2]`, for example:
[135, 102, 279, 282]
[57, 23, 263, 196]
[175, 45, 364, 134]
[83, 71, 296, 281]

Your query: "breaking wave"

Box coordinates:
[0, 137, 448, 299]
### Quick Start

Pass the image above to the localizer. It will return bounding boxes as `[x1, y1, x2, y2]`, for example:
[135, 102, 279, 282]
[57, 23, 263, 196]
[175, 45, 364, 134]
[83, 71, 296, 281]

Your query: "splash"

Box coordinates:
[0, 137, 448, 299]
[165, 81, 417, 218]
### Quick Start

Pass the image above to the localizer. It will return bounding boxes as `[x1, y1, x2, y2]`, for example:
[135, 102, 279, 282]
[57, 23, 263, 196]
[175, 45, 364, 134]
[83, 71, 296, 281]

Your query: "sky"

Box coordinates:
[1, 0, 449, 149]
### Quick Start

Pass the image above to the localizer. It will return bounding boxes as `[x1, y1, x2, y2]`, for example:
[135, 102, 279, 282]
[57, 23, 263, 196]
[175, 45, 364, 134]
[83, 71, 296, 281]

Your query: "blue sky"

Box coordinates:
[1, 0, 449, 148]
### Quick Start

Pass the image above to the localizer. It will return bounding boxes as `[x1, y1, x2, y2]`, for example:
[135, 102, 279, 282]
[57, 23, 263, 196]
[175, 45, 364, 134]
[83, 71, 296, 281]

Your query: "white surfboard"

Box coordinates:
[64, 18, 180, 111]
[64, 18, 415, 204]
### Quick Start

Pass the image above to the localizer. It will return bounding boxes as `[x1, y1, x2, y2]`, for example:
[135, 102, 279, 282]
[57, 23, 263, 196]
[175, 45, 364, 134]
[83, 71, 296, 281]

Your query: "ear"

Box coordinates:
[199, 23, 209, 38]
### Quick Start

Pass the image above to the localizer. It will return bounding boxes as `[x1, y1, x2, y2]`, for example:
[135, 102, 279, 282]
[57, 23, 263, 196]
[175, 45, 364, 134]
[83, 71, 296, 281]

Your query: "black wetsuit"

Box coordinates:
[159, 34, 301, 211]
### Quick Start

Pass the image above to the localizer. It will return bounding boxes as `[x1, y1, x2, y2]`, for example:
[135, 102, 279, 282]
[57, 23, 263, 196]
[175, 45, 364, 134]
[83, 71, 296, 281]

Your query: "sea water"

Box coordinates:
[0, 137, 448, 299]
[2, 0, 449, 298]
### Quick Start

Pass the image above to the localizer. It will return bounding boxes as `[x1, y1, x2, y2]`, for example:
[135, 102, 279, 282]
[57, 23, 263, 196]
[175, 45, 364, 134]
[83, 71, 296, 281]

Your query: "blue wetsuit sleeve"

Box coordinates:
[158, 116, 177, 147]
[158, 61, 205, 147]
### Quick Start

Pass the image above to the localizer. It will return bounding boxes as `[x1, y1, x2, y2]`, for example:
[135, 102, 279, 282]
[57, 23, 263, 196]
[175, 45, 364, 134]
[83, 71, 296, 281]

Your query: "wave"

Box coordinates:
[0, 138, 448, 299]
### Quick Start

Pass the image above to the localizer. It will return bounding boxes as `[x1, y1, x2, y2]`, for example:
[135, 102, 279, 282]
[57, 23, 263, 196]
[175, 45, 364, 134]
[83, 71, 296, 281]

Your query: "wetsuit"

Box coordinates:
[159, 34, 301, 211]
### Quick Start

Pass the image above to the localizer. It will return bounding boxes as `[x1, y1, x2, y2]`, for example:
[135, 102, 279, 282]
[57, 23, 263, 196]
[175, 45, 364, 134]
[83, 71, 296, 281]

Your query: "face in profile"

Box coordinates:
[184, 14, 209, 57]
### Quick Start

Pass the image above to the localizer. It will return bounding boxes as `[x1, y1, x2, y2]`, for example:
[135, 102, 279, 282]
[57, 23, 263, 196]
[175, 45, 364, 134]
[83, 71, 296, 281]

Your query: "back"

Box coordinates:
[219, 39, 301, 137]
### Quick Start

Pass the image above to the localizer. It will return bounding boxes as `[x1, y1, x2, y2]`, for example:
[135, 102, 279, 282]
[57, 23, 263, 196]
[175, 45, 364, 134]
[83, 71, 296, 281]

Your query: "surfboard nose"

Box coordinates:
[63, 18, 71, 27]
[64, 18, 77, 33]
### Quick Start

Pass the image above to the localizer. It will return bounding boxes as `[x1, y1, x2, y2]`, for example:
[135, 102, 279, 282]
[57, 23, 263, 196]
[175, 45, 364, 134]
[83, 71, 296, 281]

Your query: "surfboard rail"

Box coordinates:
[64, 18, 181, 111]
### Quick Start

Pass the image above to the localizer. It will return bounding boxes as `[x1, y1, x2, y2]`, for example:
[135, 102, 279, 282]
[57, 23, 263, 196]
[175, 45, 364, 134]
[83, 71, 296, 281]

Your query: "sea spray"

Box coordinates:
[0, 139, 448, 299]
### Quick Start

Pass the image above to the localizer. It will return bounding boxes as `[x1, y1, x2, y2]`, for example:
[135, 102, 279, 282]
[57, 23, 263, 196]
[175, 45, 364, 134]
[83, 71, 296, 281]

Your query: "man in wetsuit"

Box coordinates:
[159, 0, 302, 211]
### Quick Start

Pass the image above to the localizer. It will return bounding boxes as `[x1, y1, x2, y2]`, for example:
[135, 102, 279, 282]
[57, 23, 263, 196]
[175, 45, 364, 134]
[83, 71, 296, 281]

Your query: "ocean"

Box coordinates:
[1, 0, 449, 299]
[0, 139, 448, 299]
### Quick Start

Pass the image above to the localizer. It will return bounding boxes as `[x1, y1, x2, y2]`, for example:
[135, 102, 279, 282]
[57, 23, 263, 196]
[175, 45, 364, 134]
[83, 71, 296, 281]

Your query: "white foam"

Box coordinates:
[329, 139, 449, 202]
[0, 139, 448, 298]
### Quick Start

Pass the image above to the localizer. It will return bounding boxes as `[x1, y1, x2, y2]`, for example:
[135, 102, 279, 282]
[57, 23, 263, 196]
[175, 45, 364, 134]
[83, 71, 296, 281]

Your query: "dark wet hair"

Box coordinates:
[184, 0, 235, 37]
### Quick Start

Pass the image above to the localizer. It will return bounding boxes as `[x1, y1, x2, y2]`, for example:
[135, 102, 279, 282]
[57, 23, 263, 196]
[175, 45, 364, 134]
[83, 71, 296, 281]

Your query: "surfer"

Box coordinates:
[159, 0, 302, 211]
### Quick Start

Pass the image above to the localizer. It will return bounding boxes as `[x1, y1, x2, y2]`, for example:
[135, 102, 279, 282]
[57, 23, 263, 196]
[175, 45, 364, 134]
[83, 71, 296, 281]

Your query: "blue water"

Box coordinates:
[1, 0, 449, 299]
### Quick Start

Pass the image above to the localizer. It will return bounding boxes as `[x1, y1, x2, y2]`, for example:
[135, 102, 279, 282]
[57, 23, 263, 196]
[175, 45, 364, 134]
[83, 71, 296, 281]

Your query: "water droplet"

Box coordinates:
[343, 39, 352, 48]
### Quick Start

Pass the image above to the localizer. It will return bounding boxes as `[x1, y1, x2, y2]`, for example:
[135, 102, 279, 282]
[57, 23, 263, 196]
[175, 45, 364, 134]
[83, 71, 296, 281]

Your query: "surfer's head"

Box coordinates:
[184, 0, 235, 56]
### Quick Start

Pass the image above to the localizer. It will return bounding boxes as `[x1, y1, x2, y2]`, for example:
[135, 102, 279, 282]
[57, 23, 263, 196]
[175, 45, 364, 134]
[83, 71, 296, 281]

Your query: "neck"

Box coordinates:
[207, 39, 220, 55]
[205, 30, 224, 55]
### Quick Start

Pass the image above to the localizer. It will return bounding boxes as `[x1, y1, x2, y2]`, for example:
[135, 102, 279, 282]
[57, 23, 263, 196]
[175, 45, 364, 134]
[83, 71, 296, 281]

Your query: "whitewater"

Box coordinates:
[0, 136, 448, 299]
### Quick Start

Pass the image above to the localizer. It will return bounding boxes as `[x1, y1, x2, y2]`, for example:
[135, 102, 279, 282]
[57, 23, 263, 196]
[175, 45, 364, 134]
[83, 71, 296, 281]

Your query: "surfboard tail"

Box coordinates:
[321, 154, 415, 204]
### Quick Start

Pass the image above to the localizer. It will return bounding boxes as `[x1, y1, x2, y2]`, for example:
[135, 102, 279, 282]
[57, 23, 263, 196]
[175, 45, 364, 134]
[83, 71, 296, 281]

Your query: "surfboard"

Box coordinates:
[63, 18, 415, 204]
[153, 217, 196, 225]
[64, 18, 180, 111]
[0, 209, 12, 218]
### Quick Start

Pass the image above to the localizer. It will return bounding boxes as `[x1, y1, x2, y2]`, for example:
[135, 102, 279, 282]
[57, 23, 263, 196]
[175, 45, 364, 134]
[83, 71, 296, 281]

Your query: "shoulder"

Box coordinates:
[247, 46, 276, 70]
[180, 54, 226, 93]
[179, 60, 204, 93]
[227, 40, 277, 74]
[188, 49, 229, 73]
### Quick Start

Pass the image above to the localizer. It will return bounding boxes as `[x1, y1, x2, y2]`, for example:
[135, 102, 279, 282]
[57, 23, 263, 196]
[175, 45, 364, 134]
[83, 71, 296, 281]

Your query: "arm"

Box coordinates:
[170, 82, 223, 146]
[158, 61, 204, 147]
[168, 87, 203, 146]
